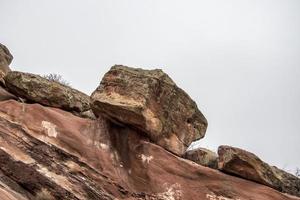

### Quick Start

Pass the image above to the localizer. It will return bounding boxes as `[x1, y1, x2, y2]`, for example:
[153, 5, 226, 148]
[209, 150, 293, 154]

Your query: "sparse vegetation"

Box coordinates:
[296, 168, 300, 178]
[43, 73, 70, 87]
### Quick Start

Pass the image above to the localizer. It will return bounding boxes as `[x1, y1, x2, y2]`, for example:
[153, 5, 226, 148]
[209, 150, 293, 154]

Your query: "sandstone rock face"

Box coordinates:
[0, 71, 6, 86]
[0, 43, 12, 75]
[271, 166, 300, 197]
[4, 71, 90, 112]
[184, 147, 218, 169]
[218, 145, 300, 197]
[77, 109, 96, 120]
[0, 86, 17, 101]
[0, 99, 297, 200]
[91, 65, 208, 156]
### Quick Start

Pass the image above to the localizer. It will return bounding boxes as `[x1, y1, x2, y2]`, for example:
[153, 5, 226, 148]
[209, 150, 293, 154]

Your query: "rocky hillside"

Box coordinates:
[0, 43, 299, 200]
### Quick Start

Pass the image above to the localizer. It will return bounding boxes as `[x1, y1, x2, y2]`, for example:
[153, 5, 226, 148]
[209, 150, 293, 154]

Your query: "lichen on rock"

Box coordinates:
[4, 71, 90, 113]
[218, 145, 300, 197]
[91, 65, 208, 156]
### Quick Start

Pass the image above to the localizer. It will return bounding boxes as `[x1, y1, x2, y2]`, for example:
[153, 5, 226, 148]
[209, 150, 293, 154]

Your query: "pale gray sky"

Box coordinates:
[1, 0, 299, 172]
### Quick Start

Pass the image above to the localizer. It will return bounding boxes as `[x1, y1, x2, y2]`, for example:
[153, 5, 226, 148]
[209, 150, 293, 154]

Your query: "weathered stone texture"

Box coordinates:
[0, 100, 297, 200]
[91, 65, 208, 156]
[218, 145, 300, 197]
[185, 147, 218, 169]
[4, 71, 90, 112]
[0, 43, 12, 75]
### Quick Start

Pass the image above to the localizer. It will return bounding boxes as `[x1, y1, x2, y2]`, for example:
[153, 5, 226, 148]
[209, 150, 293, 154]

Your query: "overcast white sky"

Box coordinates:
[1, 0, 299, 172]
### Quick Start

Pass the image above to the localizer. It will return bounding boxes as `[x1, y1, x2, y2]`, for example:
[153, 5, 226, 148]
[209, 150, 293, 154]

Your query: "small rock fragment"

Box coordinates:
[184, 147, 218, 169]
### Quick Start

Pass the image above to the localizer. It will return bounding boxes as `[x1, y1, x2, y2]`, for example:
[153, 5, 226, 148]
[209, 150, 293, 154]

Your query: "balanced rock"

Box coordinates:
[91, 65, 208, 156]
[5, 71, 90, 112]
[218, 145, 300, 197]
[184, 147, 218, 169]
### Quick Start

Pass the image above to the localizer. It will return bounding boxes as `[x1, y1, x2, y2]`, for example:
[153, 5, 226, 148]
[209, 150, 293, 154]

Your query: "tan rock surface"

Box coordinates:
[0, 43, 13, 86]
[184, 147, 218, 169]
[4, 71, 90, 112]
[91, 65, 208, 156]
[0, 43, 12, 75]
[0, 71, 6, 86]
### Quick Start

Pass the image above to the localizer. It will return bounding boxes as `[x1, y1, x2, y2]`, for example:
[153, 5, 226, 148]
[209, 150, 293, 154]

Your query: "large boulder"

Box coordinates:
[91, 65, 208, 156]
[4, 71, 90, 112]
[184, 147, 218, 169]
[218, 145, 300, 197]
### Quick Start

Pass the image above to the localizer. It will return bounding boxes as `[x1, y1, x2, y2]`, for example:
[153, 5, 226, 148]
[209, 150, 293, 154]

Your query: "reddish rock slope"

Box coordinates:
[0, 100, 298, 200]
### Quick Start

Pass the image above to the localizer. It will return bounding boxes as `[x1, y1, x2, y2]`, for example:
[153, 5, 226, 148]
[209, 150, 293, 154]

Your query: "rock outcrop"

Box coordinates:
[4, 71, 90, 113]
[0, 44, 299, 200]
[91, 65, 208, 156]
[272, 166, 300, 197]
[0, 72, 5, 86]
[184, 147, 218, 169]
[0, 43, 16, 102]
[0, 43, 13, 86]
[218, 145, 300, 197]
[0, 43, 12, 75]
[0, 100, 298, 200]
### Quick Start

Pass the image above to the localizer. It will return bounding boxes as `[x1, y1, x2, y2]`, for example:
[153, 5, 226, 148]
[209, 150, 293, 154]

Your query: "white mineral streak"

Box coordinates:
[140, 154, 153, 164]
[42, 121, 58, 138]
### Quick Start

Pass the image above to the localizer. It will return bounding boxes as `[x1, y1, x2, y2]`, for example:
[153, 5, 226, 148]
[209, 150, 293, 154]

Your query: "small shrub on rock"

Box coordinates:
[43, 73, 70, 87]
[296, 168, 300, 178]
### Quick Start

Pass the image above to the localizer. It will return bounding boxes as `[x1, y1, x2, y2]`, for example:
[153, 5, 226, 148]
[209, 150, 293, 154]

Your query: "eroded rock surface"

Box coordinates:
[218, 145, 300, 197]
[0, 43, 13, 86]
[0, 86, 17, 101]
[91, 65, 208, 156]
[184, 147, 218, 169]
[0, 44, 299, 199]
[4, 71, 90, 112]
[0, 71, 6, 86]
[0, 100, 298, 200]
[0, 43, 12, 75]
